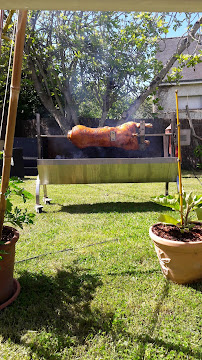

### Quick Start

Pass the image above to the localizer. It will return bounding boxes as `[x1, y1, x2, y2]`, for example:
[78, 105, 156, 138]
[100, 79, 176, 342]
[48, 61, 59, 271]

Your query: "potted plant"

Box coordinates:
[149, 192, 202, 284]
[0, 177, 34, 310]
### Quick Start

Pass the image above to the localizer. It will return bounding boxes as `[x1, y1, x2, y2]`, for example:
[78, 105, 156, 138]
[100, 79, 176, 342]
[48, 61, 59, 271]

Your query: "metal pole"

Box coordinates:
[175, 90, 183, 226]
[36, 113, 42, 159]
[0, 10, 27, 236]
[171, 112, 176, 157]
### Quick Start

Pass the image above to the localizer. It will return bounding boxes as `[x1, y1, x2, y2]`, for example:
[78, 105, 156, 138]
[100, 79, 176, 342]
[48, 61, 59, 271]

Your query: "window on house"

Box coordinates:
[178, 95, 202, 110]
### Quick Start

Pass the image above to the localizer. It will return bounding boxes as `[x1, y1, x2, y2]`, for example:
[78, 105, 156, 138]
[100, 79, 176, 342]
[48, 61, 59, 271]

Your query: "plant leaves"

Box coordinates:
[6, 198, 12, 212]
[185, 192, 193, 205]
[195, 207, 202, 220]
[152, 195, 180, 211]
[158, 214, 179, 225]
[193, 195, 202, 207]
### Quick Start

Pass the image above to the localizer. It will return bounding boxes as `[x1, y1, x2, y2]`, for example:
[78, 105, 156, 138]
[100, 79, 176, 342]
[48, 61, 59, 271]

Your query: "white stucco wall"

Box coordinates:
[156, 83, 202, 120]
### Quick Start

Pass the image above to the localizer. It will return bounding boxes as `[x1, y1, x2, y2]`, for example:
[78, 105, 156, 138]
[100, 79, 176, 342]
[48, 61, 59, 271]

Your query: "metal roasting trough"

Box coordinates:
[35, 116, 178, 212]
[36, 157, 178, 212]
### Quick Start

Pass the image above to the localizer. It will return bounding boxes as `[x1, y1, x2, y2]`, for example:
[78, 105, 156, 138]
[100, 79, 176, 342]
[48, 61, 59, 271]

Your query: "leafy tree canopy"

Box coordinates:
[1, 11, 202, 133]
[25, 11, 169, 130]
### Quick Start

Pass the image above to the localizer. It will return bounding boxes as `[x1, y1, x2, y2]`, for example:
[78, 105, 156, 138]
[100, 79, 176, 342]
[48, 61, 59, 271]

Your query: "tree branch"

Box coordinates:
[2, 10, 15, 34]
[28, 56, 69, 133]
[47, 69, 65, 116]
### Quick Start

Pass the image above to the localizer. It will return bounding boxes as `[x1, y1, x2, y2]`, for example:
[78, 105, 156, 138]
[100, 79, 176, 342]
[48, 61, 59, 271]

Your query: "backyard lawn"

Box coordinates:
[0, 173, 201, 359]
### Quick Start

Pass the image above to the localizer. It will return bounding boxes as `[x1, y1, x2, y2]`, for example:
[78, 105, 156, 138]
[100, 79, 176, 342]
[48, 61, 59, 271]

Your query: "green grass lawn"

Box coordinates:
[0, 173, 202, 359]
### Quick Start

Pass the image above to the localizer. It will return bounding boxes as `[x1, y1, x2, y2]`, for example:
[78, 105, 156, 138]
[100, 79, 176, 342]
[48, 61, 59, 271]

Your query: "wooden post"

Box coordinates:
[0, 10, 3, 57]
[0, 10, 27, 237]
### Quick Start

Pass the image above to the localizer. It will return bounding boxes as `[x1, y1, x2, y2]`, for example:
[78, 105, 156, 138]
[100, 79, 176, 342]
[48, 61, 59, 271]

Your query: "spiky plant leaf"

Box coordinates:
[185, 192, 193, 206]
[152, 195, 180, 211]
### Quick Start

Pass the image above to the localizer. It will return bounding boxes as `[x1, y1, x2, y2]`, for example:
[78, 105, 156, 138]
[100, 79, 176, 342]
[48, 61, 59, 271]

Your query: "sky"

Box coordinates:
[166, 12, 202, 38]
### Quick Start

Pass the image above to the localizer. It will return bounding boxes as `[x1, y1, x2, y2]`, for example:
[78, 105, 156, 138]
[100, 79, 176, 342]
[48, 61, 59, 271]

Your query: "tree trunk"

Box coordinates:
[28, 57, 71, 133]
[99, 111, 108, 127]
[63, 86, 79, 126]
[99, 77, 113, 127]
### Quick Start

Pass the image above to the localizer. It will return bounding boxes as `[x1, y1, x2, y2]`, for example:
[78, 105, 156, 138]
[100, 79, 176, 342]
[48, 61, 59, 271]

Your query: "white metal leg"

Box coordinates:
[35, 175, 43, 213]
[43, 184, 52, 205]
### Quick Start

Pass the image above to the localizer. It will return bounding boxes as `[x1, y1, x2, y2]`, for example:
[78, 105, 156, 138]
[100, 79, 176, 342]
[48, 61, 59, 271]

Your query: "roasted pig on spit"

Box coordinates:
[67, 121, 152, 151]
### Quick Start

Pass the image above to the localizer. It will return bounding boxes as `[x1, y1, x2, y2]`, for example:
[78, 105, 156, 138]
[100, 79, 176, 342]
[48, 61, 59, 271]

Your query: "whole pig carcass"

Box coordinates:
[67, 121, 152, 151]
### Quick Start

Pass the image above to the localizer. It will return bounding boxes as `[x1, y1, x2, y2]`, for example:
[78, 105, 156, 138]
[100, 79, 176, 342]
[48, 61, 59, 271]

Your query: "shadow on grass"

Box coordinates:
[0, 266, 114, 358]
[186, 282, 202, 292]
[137, 280, 170, 358]
[129, 280, 202, 359]
[136, 333, 202, 359]
[0, 270, 201, 358]
[107, 268, 161, 277]
[59, 201, 164, 214]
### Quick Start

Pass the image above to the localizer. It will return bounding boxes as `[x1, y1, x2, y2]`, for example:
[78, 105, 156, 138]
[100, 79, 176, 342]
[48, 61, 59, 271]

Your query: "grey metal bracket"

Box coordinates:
[110, 130, 116, 142]
[35, 204, 43, 213]
[43, 197, 52, 205]
[139, 121, 146, 150]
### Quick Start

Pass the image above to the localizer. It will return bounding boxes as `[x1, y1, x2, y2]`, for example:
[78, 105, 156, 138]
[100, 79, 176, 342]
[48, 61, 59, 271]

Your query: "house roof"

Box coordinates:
[0, 0, 202, 11]
[156, 37, 202, 82]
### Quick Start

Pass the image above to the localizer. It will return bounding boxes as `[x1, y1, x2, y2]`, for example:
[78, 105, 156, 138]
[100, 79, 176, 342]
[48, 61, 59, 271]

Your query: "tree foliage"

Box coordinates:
[1, 11, 202, 134]
[0, 11, 42, 127]
[24, 11, 169, 131]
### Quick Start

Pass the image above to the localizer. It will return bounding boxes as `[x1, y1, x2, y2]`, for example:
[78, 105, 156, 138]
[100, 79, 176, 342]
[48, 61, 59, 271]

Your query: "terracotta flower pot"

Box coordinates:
[149, 224, 202, 284]
[0, 226, 20, 306]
